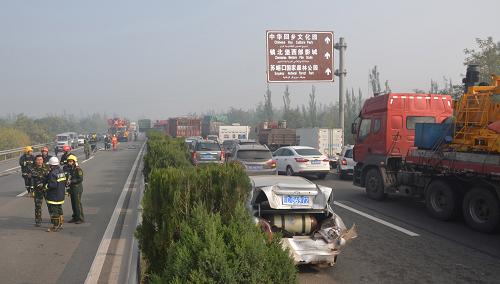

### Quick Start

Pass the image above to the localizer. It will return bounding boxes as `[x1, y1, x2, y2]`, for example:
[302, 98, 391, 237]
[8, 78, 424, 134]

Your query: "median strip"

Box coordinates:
[334, 201, 420, 237]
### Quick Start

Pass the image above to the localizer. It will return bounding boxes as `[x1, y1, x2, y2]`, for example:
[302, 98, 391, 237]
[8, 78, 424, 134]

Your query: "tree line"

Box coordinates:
[0, 113, 109, 150]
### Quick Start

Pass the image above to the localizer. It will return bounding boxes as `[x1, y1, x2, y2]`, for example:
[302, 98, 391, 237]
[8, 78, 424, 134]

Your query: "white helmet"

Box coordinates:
[48, 156, 60, 166]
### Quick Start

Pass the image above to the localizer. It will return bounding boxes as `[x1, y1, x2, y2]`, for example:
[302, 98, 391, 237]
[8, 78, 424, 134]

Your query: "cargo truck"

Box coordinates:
[168, 117, 201, 138]
[257, 121, 297, 152]
[108, 118, 130, 142]
[352, 67, 500, 232]
[219, 124, 251, 142]
[297, 128, 343, 167]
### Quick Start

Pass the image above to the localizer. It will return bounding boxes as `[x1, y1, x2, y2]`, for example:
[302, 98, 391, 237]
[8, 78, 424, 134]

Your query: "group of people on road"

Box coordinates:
[19, 146, 85, 232]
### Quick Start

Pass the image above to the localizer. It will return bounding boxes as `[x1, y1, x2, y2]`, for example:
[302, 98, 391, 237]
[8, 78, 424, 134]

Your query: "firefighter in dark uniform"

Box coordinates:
[59, 145, 72, 166]
[31, 155, 49, 227]
[66, 155, 85, 224]
[41, 146, 52, 164]
[19, 146, 35, 196]
[45, 156, 66, 232]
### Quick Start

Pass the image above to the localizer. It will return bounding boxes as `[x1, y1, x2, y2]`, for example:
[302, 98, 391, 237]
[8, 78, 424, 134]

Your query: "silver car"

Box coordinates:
[248, 176, 356, 266]
[228, 144, 277, 175]
[191, 140, 224, 165]
[337, 145, 356, 179]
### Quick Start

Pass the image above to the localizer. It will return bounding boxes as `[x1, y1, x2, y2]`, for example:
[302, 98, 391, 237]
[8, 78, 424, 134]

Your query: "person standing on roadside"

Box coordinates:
[66, 155, 85, 224]
[111, 135, 118, 151]
[45, 157, 66, 232]
[41, 146, 52, 164]
[59, 145, 72, 167]
[83, 139, 91, 160]
[19, 146, 35, 196]
[31, 155, 49, 227]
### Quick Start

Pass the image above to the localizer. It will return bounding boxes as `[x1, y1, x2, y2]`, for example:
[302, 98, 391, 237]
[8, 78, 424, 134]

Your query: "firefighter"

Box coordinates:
[41, 146, 52, 164]
[19, 146, 35, 196]
[84, 139, 91, 160]
[111, 135, 118, 151]
[59, 145, 72, 166]
[66, 155, 85, 224]
[45, 157, 66, 232]
[31, 155, 49, 226]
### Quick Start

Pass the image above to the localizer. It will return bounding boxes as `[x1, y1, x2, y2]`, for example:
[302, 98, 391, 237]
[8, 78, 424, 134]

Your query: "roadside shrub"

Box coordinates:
[150, 204, 297, 284]
[0, 127, 31, 151]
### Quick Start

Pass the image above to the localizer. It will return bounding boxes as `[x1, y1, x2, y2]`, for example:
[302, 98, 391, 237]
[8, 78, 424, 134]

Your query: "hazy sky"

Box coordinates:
[0, 0, 498, 120]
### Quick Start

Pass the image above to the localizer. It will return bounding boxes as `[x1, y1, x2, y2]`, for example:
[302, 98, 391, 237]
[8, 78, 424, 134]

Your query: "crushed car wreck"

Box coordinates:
[248, 176, 357, 266]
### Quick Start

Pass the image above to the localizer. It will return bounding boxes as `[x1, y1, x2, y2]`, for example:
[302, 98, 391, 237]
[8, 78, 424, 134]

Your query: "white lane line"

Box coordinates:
[81, 156, 95, 164]
[16, 191, 27, 197]
[84, 142, 145, 284]
[1, 166, 20, 174]
[334, 201, 420, 237]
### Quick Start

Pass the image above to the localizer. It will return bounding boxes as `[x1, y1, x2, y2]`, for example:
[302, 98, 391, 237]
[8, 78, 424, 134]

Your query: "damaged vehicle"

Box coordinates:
[248, 175, 356, 266]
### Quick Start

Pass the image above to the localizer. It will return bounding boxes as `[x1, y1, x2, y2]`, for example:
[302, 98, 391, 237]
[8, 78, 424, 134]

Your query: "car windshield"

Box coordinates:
[295, 149, 322, 156]
[57, 136, 68, 141]
[344, 149, 353, 158]
[196, 142, 220, 151]
[237, 150, 271, 160]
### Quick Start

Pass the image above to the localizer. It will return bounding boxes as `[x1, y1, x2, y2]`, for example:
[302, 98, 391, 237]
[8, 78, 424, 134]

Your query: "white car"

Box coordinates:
[273, 146, 331, 179]
[78, 135, 85, 146]
[337, 145, 356, 179]
[248, 175, 356, 266]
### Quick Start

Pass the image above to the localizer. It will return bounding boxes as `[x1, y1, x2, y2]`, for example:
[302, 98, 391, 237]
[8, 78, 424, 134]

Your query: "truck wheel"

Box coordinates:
[365, 168, 386, 200]
[463, 187, 499, 233]
[425, 180, 457, 221]
[286, 166, 294, 176]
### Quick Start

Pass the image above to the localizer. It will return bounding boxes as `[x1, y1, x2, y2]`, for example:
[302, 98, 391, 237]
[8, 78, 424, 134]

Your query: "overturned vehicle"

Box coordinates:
[248, 176, 356, 266]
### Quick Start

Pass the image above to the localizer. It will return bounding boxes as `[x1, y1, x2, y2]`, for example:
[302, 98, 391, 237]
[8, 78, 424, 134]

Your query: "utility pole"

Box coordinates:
[334, 37, 347, 145]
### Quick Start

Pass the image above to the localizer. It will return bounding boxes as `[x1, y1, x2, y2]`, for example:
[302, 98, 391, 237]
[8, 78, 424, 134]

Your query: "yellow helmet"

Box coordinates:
[24, 146, 33, 153]
[67, 155, 78, 162]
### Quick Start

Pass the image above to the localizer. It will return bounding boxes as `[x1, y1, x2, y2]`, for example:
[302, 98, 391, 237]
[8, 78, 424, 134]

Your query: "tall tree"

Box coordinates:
[307, 86, 317, 127]
[464, 37, 500, 82]
[264, 85, 273, 122]
[283, 85, 291, 113]
[369, 66, 382, 96]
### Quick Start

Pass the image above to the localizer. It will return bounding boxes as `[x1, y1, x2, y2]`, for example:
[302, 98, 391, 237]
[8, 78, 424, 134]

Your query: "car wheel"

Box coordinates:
[286, 166, 294, 176]
[365, 168, 386, 200]
[425, 180, 458, 221]
[463, 187, 499, 233]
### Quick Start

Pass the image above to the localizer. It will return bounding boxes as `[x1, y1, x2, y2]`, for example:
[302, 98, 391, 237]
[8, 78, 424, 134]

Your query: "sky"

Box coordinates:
[0, 0, 498, 120]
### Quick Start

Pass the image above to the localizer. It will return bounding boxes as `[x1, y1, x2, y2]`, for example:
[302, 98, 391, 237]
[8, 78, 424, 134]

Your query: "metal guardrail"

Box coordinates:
[0, 143, 50, 162]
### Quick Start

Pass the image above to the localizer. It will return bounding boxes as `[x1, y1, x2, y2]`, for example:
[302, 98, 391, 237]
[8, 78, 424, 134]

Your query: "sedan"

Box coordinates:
[248, 175, 356, 266]
[273, 146, 331, 179]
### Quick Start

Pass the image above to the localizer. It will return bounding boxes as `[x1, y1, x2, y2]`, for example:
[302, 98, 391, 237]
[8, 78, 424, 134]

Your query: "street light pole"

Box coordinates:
[334, 37, 347, 145]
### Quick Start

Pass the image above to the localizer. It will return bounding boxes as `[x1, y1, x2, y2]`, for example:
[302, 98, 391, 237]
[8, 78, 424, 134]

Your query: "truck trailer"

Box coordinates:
[352, 68, 500, 232]
[297, 128, 343, 166]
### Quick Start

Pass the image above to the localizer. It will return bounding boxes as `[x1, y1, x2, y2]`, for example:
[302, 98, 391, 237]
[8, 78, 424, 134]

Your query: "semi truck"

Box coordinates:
[257, 121, 297, 152]
[168, 117, 201, 138]
[218, 124, 251, 142]
[352, 66, 500, 232]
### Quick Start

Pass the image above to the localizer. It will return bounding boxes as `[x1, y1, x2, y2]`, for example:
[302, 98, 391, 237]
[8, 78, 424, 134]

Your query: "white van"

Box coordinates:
[56, 132, 78, 150]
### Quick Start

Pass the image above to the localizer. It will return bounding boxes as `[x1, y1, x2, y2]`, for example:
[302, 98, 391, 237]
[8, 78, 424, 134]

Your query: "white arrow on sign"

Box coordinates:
[325, 68, 332, 75]
[324, 36, 331, 44]
[324, 52, 331, 59]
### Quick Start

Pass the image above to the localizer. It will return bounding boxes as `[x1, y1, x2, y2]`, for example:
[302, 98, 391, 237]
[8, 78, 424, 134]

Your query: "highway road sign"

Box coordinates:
[266, 30, 334, 82]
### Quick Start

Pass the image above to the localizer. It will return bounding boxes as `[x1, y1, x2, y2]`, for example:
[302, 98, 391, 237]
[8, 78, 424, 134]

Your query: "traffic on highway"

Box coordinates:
[1, 1, 499, 284]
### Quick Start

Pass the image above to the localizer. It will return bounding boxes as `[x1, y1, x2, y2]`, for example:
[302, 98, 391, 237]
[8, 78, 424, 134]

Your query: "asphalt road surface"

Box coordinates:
[299, 172, 500, 284]
[0, 140, 145, 284]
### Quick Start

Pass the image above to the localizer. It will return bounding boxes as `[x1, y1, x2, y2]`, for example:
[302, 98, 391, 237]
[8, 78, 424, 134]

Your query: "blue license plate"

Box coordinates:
[282, 195, 310, 205]
[201, 155, 215, 160]
[311, 160, 321, 164]
[248, 165, 263, 170]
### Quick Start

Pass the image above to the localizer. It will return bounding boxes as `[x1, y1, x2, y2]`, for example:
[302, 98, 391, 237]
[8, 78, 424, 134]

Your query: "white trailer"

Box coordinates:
[219, 125, 251, 142]
[296, 128, 343, 157]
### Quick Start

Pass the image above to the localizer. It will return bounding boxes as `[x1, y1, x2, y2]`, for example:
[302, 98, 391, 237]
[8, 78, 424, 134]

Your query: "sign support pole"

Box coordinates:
[334, 37, 347, 145]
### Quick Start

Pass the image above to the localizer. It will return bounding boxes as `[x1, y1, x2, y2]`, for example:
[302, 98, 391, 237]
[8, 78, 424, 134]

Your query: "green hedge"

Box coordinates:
[137, 132, 297, 283]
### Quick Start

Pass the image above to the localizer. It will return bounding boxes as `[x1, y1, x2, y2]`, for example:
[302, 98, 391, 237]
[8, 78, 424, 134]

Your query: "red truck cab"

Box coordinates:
[353, 93, 453, 188]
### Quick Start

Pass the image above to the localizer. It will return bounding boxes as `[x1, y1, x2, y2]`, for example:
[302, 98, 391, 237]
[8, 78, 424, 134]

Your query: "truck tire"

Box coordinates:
[425, 180, 457, 221]
[286, 166, 294, 176]
[365, 168, 386, 200]
[463, 187, 500, 233]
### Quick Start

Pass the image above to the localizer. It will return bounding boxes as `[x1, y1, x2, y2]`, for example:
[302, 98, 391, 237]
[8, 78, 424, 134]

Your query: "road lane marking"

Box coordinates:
[81, 156, 95, 164]
[85, 142, 145, 284]
[0, 166, 20, 174]
[16, 191, 27, 197]
[334, 201, 420, 237]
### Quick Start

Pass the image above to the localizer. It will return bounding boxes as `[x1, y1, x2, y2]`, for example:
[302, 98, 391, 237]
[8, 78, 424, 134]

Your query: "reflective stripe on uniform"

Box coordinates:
[47, 200, 64, 205]
[57, 177, 66, 182]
